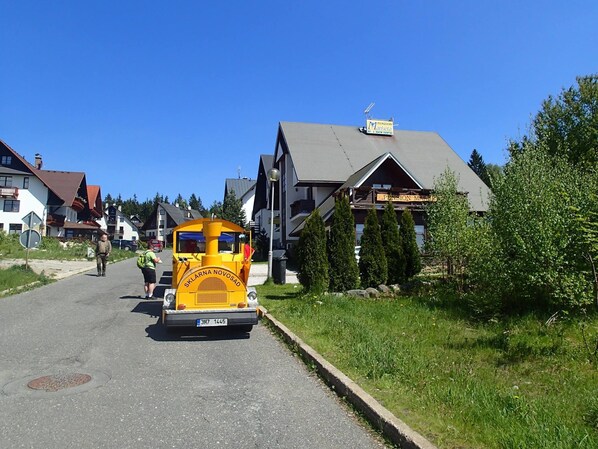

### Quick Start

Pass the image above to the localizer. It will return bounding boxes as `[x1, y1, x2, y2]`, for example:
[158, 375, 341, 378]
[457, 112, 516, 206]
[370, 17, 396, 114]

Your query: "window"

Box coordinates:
[23, 177, 29, 189]
[119, 226, 124, 234]
[119, 216, 124, 222]
[9, 223, 22, 234]
[1, 156, 12, 165]
[0, 223, 3, 230]
[355, 224, 364, 244]
[415, 225, 425, 249]
[3, 200, 20, 212]
[0, 176, 12, 187]
[373, 183, 392, 189]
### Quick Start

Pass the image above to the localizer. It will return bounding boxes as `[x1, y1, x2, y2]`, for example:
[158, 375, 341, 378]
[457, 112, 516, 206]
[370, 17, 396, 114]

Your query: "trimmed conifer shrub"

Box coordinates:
[359, 208, 388, 288]
[328, 195, 360, 291]
[380, 202, 405, 285]
[297, 209, 329, 293]
[399, 208, 421, 280]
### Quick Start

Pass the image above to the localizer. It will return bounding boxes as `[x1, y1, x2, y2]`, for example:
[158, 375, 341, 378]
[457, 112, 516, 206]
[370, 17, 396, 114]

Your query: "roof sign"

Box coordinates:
[366, 119, 394, 136]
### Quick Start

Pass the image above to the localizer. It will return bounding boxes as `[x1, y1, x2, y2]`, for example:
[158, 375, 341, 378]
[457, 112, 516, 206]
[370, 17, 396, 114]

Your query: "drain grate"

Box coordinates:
[27, 373, 92, 392]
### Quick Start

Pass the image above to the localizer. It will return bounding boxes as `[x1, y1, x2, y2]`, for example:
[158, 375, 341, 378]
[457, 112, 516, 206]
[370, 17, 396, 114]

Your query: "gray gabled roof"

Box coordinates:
[278, 122, 490, 211]
[159, 202, 202, 225]
[225, 178, 256, 201]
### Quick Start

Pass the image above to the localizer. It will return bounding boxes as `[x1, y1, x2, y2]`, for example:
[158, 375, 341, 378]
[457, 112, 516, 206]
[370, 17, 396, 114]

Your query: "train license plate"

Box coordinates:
[196, 318, 228, 327]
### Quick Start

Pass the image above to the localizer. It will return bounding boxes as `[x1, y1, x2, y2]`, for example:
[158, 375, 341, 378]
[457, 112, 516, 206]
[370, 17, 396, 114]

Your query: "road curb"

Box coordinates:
[258, 307, 437, 449]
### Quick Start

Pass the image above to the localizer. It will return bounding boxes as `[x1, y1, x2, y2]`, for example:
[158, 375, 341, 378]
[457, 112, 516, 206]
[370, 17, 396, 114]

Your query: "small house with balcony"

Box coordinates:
[105, 205, 139, 241]
[269, 121, 491, 250]
[1, 139, 102, 239]
[141, 202, 203, 246]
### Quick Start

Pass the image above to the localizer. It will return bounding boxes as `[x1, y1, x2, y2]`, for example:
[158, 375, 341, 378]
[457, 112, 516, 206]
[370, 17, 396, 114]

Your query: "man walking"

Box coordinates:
[95, 233, 112, 277]
[140, 248, 162, 299]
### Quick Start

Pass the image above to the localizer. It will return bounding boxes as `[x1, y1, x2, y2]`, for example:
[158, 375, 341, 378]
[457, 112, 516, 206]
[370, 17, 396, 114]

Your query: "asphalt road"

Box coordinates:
[0, 251, 387, 449]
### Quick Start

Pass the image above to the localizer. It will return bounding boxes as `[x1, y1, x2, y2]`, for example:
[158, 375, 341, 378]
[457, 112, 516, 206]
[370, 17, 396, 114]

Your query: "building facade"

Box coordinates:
[260, 121, 491, 250]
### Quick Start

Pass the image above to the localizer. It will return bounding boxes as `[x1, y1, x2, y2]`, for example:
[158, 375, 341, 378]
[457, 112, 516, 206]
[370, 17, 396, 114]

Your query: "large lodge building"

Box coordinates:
[253, 120, 491, 250]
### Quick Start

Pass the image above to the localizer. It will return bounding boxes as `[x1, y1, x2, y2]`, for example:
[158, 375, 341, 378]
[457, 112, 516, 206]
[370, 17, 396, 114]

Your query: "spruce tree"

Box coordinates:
[359, 208, 388, 288]
[297, 209, 329, 293]
[468, 149, 491, 187]
[328, 195, 360, 291]
[380, 202, 405, 285]
[222, 190, 246, 227]
[399, 209, 421, 280]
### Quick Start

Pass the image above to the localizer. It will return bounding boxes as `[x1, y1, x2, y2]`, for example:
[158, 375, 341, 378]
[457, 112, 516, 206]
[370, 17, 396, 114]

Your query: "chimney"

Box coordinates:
[34, 153, 43, 169]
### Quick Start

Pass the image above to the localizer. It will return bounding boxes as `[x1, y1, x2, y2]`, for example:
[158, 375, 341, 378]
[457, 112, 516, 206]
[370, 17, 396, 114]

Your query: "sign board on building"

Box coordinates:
[376, 193, 436, 203]
[366, 119, 394, 136]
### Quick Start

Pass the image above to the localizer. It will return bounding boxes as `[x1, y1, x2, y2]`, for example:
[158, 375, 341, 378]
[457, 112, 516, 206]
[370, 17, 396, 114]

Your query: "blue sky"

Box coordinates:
[1, 1, 597, 208]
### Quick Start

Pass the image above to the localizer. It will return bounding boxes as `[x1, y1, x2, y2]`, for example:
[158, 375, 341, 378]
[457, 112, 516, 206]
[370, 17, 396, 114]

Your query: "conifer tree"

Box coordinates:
[380, 202, 405, 285]
[188, 193, 206, 215]
[359, 208, 388, 288]
[328, 195, 360, 291]
[468, 149, 491, 187]
[297, 209, 329, 293]
[222, 190, 246, 227]
[399, 209, 421, 280]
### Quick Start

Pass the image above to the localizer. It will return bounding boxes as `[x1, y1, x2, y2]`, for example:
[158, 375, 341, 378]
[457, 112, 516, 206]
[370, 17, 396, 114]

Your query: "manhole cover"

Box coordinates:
[27, 373, 92, 392]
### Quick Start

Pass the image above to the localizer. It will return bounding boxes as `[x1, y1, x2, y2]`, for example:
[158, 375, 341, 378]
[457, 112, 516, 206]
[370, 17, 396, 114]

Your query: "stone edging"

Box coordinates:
[258, 307, 437, 449]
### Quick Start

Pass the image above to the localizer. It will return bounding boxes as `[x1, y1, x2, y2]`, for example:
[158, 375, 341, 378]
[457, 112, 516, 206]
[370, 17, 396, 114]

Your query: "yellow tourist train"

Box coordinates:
[162, 218, 258, 332]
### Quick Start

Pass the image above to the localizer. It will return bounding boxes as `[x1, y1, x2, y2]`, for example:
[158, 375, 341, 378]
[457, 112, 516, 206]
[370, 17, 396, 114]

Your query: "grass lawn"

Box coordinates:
[257, 284, 598, 449]
[0, 264, 53, 295]
[0, 234, 137, 294]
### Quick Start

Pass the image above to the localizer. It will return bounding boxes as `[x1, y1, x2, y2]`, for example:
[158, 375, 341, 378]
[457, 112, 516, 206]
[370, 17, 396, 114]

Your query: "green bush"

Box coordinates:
[297, 209, 329, 293]
[38, 236, 62, 251]
[359, 208, 387, 288]
[399, 208, 421, 280]
[488, 145, 595, 311]
[328, 195, 359, 291]
[380, 202, 405, 284]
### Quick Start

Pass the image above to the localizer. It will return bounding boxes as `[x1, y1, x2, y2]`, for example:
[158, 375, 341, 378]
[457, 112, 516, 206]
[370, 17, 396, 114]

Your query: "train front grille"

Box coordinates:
[195, 277, 228, 305]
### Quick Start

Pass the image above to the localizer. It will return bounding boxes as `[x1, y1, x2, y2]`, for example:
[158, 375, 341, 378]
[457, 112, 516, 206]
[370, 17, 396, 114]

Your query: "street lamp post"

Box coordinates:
[267, 168, 280, 280]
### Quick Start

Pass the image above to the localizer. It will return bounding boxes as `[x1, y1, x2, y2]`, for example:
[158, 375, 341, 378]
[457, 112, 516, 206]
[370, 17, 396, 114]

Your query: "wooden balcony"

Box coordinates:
[47, 214, 65, 227]
[290, 199, 315, 220]
[0, 187, 18, 198]
[72, 198, 85, 212]
[350, 187, 435, 210]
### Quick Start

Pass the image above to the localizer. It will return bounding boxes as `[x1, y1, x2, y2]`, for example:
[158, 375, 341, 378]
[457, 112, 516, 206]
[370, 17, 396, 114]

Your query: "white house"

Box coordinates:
[105, 205, 139, 241]
[1, 139, 104, 240]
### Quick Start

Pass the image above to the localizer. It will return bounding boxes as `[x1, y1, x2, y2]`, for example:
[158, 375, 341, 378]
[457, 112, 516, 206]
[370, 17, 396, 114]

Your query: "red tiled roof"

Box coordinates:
[87, 185, 103, 217]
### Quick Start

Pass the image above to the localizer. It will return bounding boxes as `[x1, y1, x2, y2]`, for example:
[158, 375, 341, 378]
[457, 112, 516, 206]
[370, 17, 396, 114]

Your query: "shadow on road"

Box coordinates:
[131, 300, 161, 318]
[145, 322, 251, 342]
[130, 301, 251, 341]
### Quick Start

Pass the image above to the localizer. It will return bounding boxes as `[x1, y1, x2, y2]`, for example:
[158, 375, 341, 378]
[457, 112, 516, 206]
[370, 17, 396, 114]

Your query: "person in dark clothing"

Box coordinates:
[95, 233, 112, 276]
